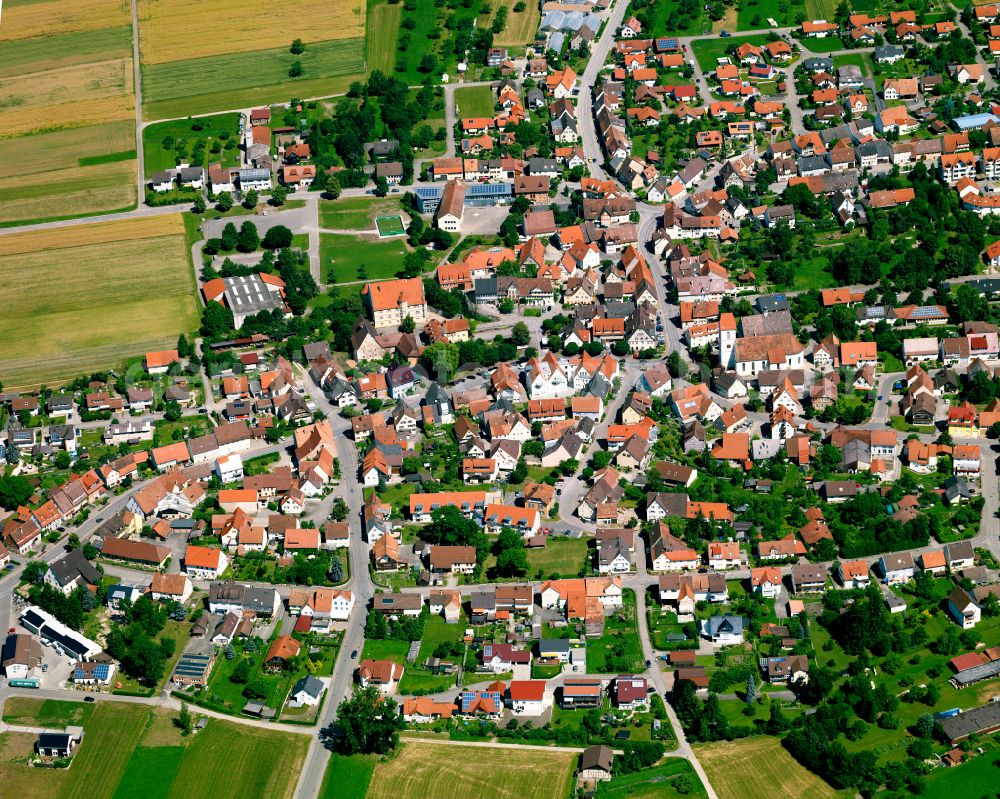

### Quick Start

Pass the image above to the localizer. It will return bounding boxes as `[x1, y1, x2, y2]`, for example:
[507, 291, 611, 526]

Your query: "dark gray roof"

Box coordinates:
[48, 550, 101, 589]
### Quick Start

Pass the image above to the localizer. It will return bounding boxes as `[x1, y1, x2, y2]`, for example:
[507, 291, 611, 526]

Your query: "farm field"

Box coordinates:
[490, 0, 542, 48]
[368, 0, 403, 75]
[137, 0, 366, 118]
[696, 737, 843, 799]
[0, 0, 129, 43]
[0, 700, 307, 799]
[0, 159, 136, 226]
[924, 746, 1000, 799]
[137, 0, 365, 64]
[455, 86, 496, 118]
[0, 15, 136, 225]
[0, 58, 135, 138]
[366, 742, 576, 799]
[319, 753, 377, 799]
[320, 233, 409, 284]
[0, 25, 132, 78]
[141, 39, 365, 119]
[0, 215, 198, 390]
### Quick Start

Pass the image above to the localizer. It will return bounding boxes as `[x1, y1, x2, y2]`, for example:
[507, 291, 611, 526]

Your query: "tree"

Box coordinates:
[236, 220, 260, 252]
[230, 658, 252, 684]
[331, 498, 349, 521]
[323, 173, 342, 199]
[221, 221, 238, 251]
[242, 189, 259, 209]
[216, 191, 233, 212]
[511, 321, 531, 347]
[374, 176, 389, 197]
[667, 350, 687, 378]
[177, 333, 192, 358]
[201, 301, 235, 338]
[290, 38, 305, 54]
[493, 528, 528, 577]
[400, 315, 416, 333]
[0, 476, 32, 510]
[244, 676, 269, 700]
[325, 685, 403, 755]
[176, 702, 193, 735]
[270, 184, 287, 206]
[192, 196, 206, 214]
[745, 674, 757, 706]
[289, 60, 304, 78]
[262, 225, 294, 249]
[163, 401, 182, 422]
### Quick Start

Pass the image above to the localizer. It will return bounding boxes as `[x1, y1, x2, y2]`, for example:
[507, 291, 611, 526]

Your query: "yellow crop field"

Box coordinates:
[0, 160, 136, 224]
[0, 59, 134, 137]
[137, 0, 366, 64]
[0, 214, 197, 390]
[697, 738, 841, 799]
[490, 0, 542, 47]
[0, 213, 182, 256]
[367, 743, 576, 799]
[0, 0, 130, 42]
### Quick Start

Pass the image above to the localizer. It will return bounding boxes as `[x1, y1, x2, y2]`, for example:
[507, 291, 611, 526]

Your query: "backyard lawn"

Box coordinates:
[454, 85, 496, 118]
[691, 34, 770, 72]
[596, 759, 707, 799]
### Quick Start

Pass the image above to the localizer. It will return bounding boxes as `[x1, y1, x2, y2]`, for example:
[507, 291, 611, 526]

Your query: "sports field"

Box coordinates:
[366, 742, 576, 799]
[455, 85, 496, 118]
[696, 737, 841, 799]
[319, 197, 401, 231]
[377, 216, 406, 237]
[489, 0, 542, 47]
[0, 215, 198, 390]
[321, 233, 409, 283]
[0, 700, 307, 799]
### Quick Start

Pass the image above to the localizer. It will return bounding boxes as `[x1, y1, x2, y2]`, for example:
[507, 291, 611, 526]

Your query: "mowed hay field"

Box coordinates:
[0, 215, 197, 390]
[490, 0, 542, 47]
[0, 700, 307, 799]
[0, 16, 136, 225]
[368, 0, 403, 75]
[138, 0, 367, 117]
[696, 737, 843, 799]
[366, 742, 576, 799]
